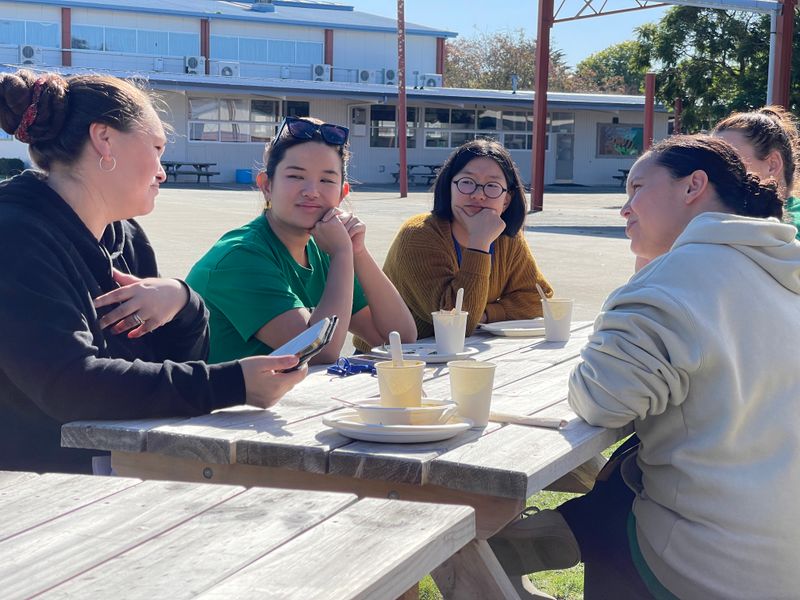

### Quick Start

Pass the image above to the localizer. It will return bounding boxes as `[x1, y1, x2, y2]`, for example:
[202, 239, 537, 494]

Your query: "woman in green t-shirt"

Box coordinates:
[713, 106, 800, 239]
[187, 117, 416, 363]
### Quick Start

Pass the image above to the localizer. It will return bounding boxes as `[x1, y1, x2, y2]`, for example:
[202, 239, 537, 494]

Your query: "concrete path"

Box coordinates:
[139, 185, 635, 328]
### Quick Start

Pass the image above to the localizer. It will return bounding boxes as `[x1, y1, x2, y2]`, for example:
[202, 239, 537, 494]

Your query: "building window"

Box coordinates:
[596, 123, 643, 158]
[1, 19, 59, 48]
[189, 97, 286, 143]
[424, 108, 500, 148]
[209, 35, 322, 65]
[370, 106, 417, 148]
[285, 101, 310, 118]
[71, 25, 198, 56]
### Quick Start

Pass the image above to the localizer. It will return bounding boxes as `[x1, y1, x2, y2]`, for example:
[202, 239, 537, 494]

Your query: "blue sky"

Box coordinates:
[345, 0, 669, 68]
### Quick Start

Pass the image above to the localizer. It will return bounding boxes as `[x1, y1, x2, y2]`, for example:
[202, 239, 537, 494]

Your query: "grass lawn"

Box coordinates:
[418, 439, 627, 600]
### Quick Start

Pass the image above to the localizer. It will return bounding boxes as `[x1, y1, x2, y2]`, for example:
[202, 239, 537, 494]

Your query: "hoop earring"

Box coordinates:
[99, 155, 117, 172]
[264, 198, 272, 210]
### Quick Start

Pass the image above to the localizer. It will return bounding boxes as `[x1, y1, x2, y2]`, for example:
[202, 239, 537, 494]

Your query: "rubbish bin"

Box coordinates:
[235, 168, 253, 184]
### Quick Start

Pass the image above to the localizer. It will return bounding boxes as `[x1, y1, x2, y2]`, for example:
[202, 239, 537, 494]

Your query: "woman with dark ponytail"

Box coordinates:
[490, 135, 800, 599]
[0, 70, 305, 474]
[713, 105, 800, 237]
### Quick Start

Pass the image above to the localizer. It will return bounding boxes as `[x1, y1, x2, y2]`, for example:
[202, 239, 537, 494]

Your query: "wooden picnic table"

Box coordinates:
[161, 160, 220, 184]
[63, 322, 631, 599]
[0, 470, 474, 599]
[612, 168, 630, 188]
[392, 163, 441, 186]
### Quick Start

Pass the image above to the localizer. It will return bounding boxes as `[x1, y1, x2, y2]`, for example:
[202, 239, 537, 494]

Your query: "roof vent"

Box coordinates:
[250, 0, 275, 12]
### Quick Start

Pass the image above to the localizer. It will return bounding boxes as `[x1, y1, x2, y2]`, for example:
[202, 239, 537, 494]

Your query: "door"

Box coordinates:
[555, 133, 574, 182]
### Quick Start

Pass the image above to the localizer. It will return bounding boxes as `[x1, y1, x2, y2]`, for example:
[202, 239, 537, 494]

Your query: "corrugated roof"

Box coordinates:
[0, 64, 664, 111]
[14, 0, 457, 37]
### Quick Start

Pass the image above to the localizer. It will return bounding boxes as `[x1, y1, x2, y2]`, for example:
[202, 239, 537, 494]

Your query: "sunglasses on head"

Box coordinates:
[276, 116, 349, 146]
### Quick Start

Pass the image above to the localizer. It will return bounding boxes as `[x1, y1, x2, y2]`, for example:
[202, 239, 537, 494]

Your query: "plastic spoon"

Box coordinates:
[454, 287, 464, 314]
[388, 331, 404, 367]
[535, 283, 552, 319]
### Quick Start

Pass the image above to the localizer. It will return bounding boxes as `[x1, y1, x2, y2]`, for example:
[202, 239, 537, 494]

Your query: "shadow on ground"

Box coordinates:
[525, 225, 627, 239]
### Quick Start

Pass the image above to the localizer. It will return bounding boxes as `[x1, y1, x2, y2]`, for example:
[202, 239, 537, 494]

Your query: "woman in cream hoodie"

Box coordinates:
[493, 135, 800, 599]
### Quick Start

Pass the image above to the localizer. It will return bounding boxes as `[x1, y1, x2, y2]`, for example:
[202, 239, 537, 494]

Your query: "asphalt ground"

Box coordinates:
[139, 184, 636, 348]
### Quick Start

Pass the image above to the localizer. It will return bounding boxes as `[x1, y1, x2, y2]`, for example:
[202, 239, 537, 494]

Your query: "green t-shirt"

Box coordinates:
[785, 196, 800, 240]
[187, 214, 368, 363]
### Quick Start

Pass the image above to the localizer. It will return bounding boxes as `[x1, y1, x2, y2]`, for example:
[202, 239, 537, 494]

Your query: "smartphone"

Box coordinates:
[270, 316, 338, 372]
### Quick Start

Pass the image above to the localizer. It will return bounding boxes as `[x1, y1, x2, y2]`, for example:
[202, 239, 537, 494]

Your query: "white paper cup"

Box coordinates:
[375, 360, 425, 408]
[448, 360, 496, 427]
[432, 310, 468, 355]
[541, 298, 573, 342]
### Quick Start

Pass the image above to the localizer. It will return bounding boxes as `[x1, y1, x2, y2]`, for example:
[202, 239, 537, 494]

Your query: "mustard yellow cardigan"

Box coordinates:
[373, 212, 553, 343]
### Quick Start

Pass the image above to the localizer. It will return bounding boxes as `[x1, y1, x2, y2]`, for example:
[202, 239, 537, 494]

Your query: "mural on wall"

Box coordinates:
[597, 123, 643, 157]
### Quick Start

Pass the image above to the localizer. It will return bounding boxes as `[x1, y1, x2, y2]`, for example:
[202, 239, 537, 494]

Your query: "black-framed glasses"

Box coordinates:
[453, 177, 509, 199]
[276, 116, 350, 146]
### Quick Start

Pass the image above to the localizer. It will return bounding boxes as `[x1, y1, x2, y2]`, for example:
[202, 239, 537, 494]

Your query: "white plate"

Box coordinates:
[369, 342, 479, 364]
[477, 319, 546, 337]
[323, 410, 473, 443]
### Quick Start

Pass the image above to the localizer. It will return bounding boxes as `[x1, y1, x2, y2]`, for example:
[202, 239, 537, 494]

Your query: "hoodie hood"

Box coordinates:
[0, 171, 127, 289]
[674, 211, 800, 294]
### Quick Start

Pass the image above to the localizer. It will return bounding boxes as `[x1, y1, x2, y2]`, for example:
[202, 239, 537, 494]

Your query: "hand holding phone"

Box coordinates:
[269, 316, 339, 372]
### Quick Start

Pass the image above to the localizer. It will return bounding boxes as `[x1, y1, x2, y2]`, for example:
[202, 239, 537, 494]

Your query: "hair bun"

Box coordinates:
[0, 70, 68, 144]
[742, 172, 784, 219]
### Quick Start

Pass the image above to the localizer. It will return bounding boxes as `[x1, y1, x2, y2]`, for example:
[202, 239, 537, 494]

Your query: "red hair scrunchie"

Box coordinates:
[14, 77, 47, 144]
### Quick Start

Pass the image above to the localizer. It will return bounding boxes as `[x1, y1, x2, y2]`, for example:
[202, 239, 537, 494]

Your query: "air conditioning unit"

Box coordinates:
[417, 73, 443, 88]
[357, 68, 375, 84]
[19, 45, 43, 66]
[312, 63, 331, 81]
[213, 61, 240, 77]
[280, 66, 291, 79]
[184, 55, 205, 75]
[383, 67, 397, 86]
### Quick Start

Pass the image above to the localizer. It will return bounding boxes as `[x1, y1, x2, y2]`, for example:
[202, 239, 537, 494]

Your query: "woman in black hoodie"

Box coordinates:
[0, 70, 306, 474]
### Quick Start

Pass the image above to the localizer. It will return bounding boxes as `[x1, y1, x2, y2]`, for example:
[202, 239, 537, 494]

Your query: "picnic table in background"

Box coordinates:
[161, 160, 220, 184]
[0, 470, 474, 600]
[392, 163, 441, 186]
[612, 168, 630, 188]
[64, 322, 630, 599]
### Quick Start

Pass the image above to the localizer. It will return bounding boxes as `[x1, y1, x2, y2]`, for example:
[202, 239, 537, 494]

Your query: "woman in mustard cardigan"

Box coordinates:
[383, 139, 553, 339]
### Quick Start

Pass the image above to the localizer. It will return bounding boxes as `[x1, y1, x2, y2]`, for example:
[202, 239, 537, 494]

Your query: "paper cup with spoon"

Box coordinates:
[375, 331, 425, 407]
[536, 283, 573, 343]
[432, 287, 468, 355]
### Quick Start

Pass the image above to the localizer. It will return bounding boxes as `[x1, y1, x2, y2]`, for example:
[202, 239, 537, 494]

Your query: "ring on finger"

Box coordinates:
[131, 312, 144, 326]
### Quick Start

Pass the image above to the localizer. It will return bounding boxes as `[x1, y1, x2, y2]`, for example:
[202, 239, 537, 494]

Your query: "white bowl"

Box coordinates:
[355, 399, 457, 426]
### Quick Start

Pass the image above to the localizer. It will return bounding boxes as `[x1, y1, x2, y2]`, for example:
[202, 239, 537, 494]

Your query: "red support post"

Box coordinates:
[200, 19, 210, 75]
[644, 73, 655, 150]
[436, 37, 446, 80]
[673, 97, 682, 135]
[530, 0, 553, 212]
[61, 8, 71, 67]
[397, 0, 408, 198]
[772, 0, 795, 107]
[324, 29, 334, 76]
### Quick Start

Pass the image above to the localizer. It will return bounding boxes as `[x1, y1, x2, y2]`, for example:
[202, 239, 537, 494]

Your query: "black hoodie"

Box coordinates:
[0, 172, 245, 473]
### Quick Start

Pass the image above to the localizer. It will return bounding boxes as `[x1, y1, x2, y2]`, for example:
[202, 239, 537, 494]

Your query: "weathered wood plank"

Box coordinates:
[111, 450, 523, 540]
[61, 417, 182, 452]
[0, 470, 39, 491]
[197, 498, 475, 600]
[427, 417, 629, 501]
[431, 539, 522, 600]
[0, 473, 140, 542]
[41, 487, 358, 599]
[0, 479, 244, 598]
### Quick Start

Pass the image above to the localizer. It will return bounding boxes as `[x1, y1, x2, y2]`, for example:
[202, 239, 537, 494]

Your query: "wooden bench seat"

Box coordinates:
[0, 470, 475, 599]
[173, 169, 220, 184]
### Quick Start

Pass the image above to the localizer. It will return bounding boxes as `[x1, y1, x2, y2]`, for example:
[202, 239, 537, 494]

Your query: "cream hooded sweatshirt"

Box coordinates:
[570, 212, 800, 599]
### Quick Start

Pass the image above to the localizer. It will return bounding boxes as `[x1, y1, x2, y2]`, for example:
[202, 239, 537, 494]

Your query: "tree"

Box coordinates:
[635, 6, 774, 131]
[573, 41, 648, 95]
[444, 30, 574, 91]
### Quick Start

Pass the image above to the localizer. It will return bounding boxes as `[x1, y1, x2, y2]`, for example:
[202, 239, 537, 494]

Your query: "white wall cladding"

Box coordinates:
[0, 1, 59, 22]
[209, 20, 322, 43]
[70, 8, 198, 33]
[333, 31, 435, 75]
